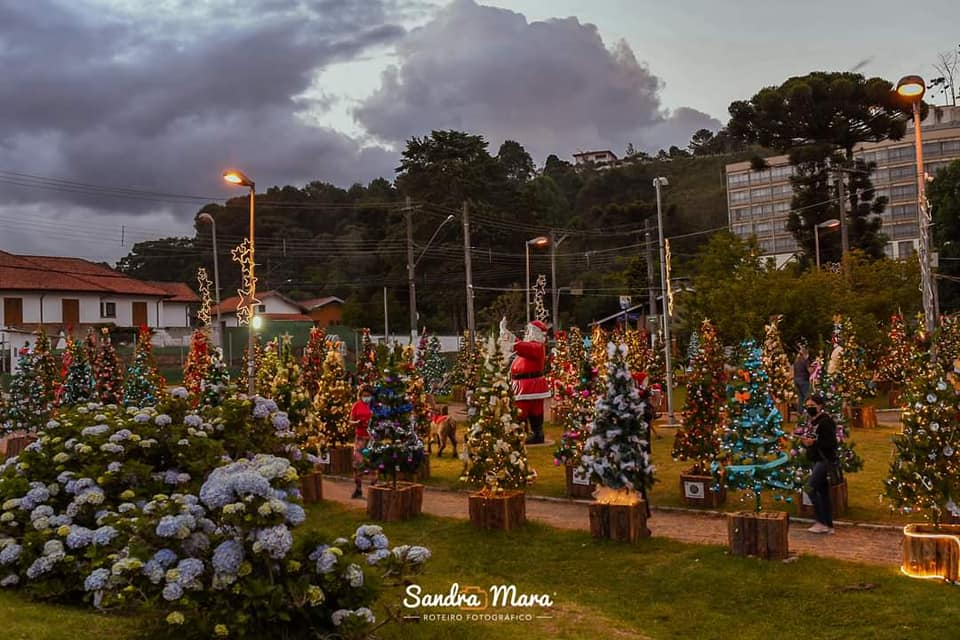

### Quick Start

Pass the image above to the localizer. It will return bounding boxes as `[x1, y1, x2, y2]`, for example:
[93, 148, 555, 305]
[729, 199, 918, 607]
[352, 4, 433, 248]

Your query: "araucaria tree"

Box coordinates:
[461, 340, 533, 493]
[92, 327, 123, 405]
[673, 320, 725, 475]
[715, 340, 798, 511]
[762, 316, 795, 406]
[122, 325, 166, 407]
[363, 357, 425, 487]
[886, 361, 960, 525]
[579, 342, 655, 496]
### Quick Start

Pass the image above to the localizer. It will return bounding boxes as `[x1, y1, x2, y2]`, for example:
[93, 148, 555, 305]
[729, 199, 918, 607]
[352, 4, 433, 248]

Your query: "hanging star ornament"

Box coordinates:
[232, 238, 260, 326]
[197, 267, 213, 328]
[534, 274, 549, 323]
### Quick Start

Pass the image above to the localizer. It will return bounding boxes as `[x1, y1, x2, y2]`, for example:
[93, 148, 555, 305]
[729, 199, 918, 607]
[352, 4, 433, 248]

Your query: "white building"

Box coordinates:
[212, 290, 313, 328]
[573, 149, 620, 170]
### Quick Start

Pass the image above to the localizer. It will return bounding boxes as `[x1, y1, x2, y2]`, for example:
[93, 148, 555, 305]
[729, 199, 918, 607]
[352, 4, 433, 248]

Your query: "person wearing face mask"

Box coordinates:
[800, 394, 838, 534]
[350, 386, 374, 499]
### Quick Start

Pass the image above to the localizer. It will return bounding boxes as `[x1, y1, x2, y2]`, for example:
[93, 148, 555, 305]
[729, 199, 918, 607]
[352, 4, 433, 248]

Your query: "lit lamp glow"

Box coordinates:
[251, 315, 263, 330]
[223, 168, 257, 395]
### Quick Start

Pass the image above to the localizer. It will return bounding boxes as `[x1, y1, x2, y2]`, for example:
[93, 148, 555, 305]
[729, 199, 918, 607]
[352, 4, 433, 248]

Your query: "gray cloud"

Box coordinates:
[354, 0, 720, 161]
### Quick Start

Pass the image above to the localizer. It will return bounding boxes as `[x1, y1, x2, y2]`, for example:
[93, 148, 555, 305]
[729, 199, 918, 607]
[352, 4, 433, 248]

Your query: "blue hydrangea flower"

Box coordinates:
[92, 526, 118, 546]
[285, 504, 306, 526]
[252, 403, 270, 419]
[184, 414, 203, 428]
[83, 568, 110, 591]
[0, 544, 22, 566]
[312, 546, 338, 574]
[170, 387, 189, 399]
[183, 533, 210, 556]
[155, 414, 172, 427]
[66, 526, 94, 549]
[142, 560, 164, 584]
[212, 539, 244, 578]
[176, 558, 205, 585]
[107, 462, 122, 473]
[254, 525, 293, 559]
[0, 573, 19, 587]
[108, 429, 133, 442]
[134, 413, 151, 423]
[152, 548, 178, 567]
[271, 413, 291, 431]
[162, 582, 184, 601]
[81, 424, 111, 438]
[366, 549, 391, 565]
[344, 563, 364, 588]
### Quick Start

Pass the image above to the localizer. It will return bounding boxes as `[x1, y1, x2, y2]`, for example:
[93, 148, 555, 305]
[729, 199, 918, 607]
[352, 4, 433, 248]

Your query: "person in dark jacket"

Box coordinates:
[801, 394, 838, 534]
[793, 347, 811, 415]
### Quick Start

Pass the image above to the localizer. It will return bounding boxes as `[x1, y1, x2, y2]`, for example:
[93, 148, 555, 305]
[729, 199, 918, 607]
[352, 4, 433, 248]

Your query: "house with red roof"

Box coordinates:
[0, 250, 197, 333]
[212, 290, 313, 328]
[298, 296, 344, 327]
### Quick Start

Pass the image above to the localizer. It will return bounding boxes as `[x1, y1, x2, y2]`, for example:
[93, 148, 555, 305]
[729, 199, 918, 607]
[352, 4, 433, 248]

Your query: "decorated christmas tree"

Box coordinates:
[267, 335, 315, 431]
[356, 328, 379, 389]
[402, 344, 432, 442]
[362, 357, 425, 487]
[553, 327, 597, 467]
[201, 346, 231, 407]
[624, 327, 653, 376]
[420, 334, 448, 396]
[685, 331, 701, 373]
[300, 326, 327, 397]
[3, 343, 54, 433]
[314, 341, 354, 448]
[877, 314, 921, 386]
[449, 330, 480, 390]
[590, 325, 609, 384]
[579, 341, 655, 496]
[547, 330, 574, 426]
[648, 331, 666, 389]
[239, 334, 264, 394]
[91, 327, 123, 405]
[182, 328, 212, 403]
[122, 325, 166, 407]
[714, 340, 799, 511]
[32, 329, 59, 404]
[673, 319, 725, 475]
[828, 315, 871, 405]
[886, 360, 960, 525]
[59, 335, 94, 406]
[256, 338, 281, 396]
[935, 313, 960, 371]
[762, 316, 794, 406]
[460, 338, 533, 493]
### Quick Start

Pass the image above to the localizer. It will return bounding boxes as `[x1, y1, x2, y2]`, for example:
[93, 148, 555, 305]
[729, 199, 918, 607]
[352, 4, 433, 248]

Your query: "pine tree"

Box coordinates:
[314, 341, 354, 448]
[878, 314, 921, 386]
[762, 316, 795, 405]
[673, 319, 725, 475]
[449, 331, 479, 389]
[300, 327, 327, 397]
[553, 327, 597, 467]
[579, 341, 655, 495]
[460, 339, 533, 493]
[363, 356, 425, 487]
[122, 325, 166, 407]
[715, 340, 799, 511]
[356, 328, 379, 389]
[3, 343, 53, 433]
[648, 332, 666, 388]
[182, 329, 212, 403]
[92, 327, 123, 405]
[201, 346, 231, 407]
[548, 330, 574, 426]
[59, 335, 94, 406]
[886, 360, 960, 525]
[268, 335, 318, 455]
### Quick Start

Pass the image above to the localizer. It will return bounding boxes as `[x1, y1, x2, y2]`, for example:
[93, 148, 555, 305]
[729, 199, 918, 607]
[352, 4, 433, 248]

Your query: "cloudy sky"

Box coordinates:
[0, 0, 956, 262]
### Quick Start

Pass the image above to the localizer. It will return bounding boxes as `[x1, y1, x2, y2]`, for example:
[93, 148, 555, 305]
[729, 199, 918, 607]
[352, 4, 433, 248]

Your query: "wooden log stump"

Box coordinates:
[366, 482, 424, 522]
[319, 446, 355, 476]
[775, 401, 792, 423]
[860, 406, 877, 429]
[887, 385, 903, 409]
[727, 511, 789, 560]
[902, 524, 960, 583]
[399, 456, 431, 482]
[844, 406, 864, 429]
[451, 385, 466, 403]
[588, 500, 650, 542]
[300, 470, 324, 504]
[565, 463, 596, 499]
[468, 490, 526, 531]
[3, 434, 38, 460]
[679, 473, 727, 508]
[798, 480, 847, 519]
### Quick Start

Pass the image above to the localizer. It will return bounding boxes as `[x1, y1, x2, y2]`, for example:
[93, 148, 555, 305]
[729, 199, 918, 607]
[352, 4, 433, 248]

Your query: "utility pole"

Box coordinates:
[644, 217, 658, 336]
[462, 201, 476, 346]
[405, 196, 417, 343]
[550, 230, 568, 329]
[837, 168, 849, 255]
[653, 177, 674, 421]
[383, 286, 389, 344]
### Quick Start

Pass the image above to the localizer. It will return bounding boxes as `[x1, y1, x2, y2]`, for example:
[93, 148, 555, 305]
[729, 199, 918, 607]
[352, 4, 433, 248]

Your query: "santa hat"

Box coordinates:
[529, 320, 549, 333]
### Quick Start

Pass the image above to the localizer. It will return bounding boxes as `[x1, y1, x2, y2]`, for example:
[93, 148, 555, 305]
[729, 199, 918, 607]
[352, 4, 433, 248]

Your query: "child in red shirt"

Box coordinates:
[350, 386, 374, 498]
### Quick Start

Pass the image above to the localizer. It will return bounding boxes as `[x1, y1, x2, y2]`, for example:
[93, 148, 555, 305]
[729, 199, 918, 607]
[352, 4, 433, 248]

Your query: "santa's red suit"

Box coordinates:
[503, 320, 551, 443]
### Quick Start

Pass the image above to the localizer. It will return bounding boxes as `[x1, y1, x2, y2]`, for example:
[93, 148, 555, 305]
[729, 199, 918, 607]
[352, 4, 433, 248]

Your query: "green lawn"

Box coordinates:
[2, 502, 956, 640]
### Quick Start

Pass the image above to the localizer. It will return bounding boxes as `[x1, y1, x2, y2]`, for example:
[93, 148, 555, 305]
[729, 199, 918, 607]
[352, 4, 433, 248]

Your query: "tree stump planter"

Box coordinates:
[798, 480, 847, 519]
[319, 446, 354, 476]
[776, 401, 792, 423]
[366, 481, 424, 522]
[679, 473, 726, 508]
[565, 463, 596, 499]
[300, 469, 324, 504]
[468, 490, 526, 531]
[588, 500, 650, 543]
[2, 434, 37, 460]
[844, 406, 864, 429]
[888, 384, 903, 409]
[451, 385, 466, 403]
[398, 456, 431, 482]
[901, 524, 960, 583]
[727, 511, 789, 560]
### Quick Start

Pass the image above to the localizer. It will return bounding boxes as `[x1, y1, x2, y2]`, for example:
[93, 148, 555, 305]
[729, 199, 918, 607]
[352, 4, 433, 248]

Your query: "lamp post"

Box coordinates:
[813, 218, 840, 270]
[222, 169, 257, 395]
[525, 236, 550, 324]
[897, 74, 935, 333]
[196, 213, 222, 347]
[653, 176, 674, 421]
[550, 231, 569, 329]
[408, 213, 455, 342]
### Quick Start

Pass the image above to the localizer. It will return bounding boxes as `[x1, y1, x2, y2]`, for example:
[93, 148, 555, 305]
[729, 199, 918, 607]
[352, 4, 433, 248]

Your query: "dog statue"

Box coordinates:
[427, 409, 458, 458]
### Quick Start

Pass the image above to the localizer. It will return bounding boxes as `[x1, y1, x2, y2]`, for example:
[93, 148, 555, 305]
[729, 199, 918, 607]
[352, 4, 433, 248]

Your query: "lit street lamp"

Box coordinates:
[408, 212, 455, 341]
[222, 168, 257, 395]
[653, 176, 674, 421]
[196, 212, 222, 347]
[525, 236, 550, 324]
[814, 218, 840, 270]
[896, 74, 935, 334]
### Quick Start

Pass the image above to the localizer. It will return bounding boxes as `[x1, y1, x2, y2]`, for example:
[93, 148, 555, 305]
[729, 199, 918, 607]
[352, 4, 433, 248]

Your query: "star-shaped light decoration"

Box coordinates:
[197, 267, 213, 328]
[533, 274, 549, 323]
[231, 238, 260, 326]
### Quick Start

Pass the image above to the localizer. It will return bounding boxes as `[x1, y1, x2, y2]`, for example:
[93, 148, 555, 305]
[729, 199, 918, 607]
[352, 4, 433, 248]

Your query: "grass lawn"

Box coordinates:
[2, 502, 956, 640]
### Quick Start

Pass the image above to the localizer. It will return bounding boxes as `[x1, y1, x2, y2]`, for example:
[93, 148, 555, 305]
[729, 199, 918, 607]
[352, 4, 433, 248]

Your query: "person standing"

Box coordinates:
[793, 347, 811, 415]
[801, 394, 838, 534]
[349, 386, 374, 499]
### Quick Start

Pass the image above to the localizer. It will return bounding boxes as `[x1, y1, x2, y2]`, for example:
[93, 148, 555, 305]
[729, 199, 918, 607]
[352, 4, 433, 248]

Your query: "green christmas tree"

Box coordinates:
[460, 338, 533, 493]
[401, 344, 431, 442]
[935, 313, 960, 371]
[625, 327, 653, 376]
[685, 331, 701, 372]
[362, 356, 425, 487]
[32, 329, 59, 405]
[886, 360, 960, 525]
[579, 340, 655, 496]
[673, 319, 725, 475]
[256, 338, 281, 396]
[553, 327, 597, 467]
[828, 315, 871, 405]
[762, 316, 795, 405]
[877, 314, 921, 386]
[92, 327, 123, 405]
[268, 335, 318, 457]
[714, 340, 799, 512]
[239, 334, 264, 394]
[122, 325, 166, 407]
[418, 333, 448, 396]
[449, 330, 480, 389]
[182, 328, 212, 404]
[300, 326, 327, 397]
[201, 346, 231, 407]
[648, 331, 666, 389]
[3, 342, 54, 433]
[356, 328, 379, 389]
[314, 341, 353, 448]
[59, 335, 94, 406]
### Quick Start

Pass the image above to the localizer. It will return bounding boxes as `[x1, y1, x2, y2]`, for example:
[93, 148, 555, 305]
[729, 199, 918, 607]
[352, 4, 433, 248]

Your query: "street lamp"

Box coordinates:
[814, 218, 840, 270]
[653, 176, 674, 421]
[222, 168, 257, 395]
[196, 212, 222, 347]
[525, 236, 550, 324]
[408, 213, 455, 341]
[896, 74, 935, 333]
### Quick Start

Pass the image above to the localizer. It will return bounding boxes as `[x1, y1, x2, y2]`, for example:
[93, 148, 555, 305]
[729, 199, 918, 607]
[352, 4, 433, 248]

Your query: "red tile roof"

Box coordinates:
[213, 290, 306, 315]
[0, 250, 178, 297]
[146, 281, 199, 303]
[260, 313, 313, 322]
[298, 296, 344, 310]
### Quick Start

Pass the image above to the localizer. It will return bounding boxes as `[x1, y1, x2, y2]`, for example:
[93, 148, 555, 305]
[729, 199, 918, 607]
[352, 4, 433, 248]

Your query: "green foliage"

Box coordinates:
[930, 158, 960, 313]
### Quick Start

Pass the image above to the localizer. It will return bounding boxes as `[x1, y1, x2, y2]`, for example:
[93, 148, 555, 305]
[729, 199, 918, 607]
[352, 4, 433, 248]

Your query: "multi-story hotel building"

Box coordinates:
[725, 106, 960, 265]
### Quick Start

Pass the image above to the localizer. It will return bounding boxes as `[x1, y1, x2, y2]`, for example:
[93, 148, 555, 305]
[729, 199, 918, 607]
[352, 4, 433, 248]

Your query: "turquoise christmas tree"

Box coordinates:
[122, 325, 166, 407]
[3, 343, 54, 433]
[201, 346, 231, 407]
[59, 335, 95, 406]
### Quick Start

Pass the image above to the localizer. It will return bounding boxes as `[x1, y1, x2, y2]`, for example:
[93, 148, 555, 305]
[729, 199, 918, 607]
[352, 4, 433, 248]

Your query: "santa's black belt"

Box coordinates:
[512, 371, 543, 380]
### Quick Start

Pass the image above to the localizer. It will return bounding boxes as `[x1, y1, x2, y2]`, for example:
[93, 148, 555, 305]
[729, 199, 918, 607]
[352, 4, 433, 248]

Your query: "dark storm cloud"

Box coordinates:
[0, 0, 406, 214]
[354, 0, 720, 162]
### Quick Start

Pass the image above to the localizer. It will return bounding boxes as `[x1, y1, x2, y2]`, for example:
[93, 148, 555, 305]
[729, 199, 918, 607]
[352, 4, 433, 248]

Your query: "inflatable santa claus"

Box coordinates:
[500, 318, 551, 444]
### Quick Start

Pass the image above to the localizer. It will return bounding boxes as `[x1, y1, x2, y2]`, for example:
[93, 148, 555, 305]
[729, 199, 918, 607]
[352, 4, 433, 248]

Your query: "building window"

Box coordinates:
[751, 168, 772, 184]
[887, 146, 915, 162]
[730, 189, 750, 204]
[890, 184, 917, 200]
[731, 207, 750, 222]
[890, 203, 917, 220]
[750, 187, 772, 201]
[257, 304, 267, 313]
[923, 141, 942, 157]
[100, 301, 116, 318]
[897, 240, 916, 257]
[728, 172, 750, 188]
[3, 297, 23, 325]
[891, 222, 918, 239]
[941, 139, 960, 155]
